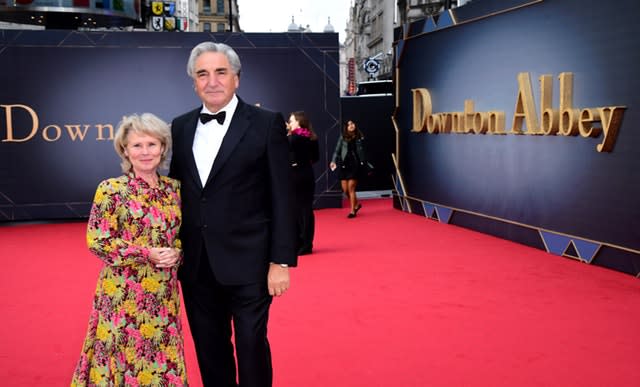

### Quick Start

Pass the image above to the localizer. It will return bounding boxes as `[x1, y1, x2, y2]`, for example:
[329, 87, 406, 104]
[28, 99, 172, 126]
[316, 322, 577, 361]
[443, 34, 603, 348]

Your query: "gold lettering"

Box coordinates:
[411, 88, 431, 132]
[65, 124, 91, 141]
[408, 72, 624, 152]
[1, 104, 39, 142]
[539, 74, 559, 135]
[541, 109, 559, 135]
[472, 112, 488, 134]
[439, 113, 452, 133]
[96, 124, 115, 140]
[42, 125, 62, 142]
[451, 112, 464, 133]
[596, 106, 626, 152]
[578, 108, 601, 138]
[511, 73, 540, 135]
[558, 72, 579, 136]
[559, 109, 579, 136]
[426, 114, 441, 134]
[487, 111, 506, 134]
[464, 100, 475, 133]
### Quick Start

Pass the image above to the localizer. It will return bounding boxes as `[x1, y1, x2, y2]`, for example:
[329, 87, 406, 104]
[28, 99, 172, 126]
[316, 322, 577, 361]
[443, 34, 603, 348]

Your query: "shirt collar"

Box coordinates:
[201, 94, 238, 118]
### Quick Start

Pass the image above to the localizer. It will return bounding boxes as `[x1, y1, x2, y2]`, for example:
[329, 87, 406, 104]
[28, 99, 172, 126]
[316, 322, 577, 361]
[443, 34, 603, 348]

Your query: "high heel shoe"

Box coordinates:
[354, 203, 362, 214]
[347, 212, 356, 218]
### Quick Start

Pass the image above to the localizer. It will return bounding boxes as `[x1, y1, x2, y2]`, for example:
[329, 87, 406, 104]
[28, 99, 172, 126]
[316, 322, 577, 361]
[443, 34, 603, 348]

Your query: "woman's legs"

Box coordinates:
[345, 179, 359, 217]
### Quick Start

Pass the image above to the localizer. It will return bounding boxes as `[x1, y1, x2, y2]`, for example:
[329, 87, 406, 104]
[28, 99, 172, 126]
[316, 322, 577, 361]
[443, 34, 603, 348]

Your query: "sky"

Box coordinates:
[237, 0, 352, 42]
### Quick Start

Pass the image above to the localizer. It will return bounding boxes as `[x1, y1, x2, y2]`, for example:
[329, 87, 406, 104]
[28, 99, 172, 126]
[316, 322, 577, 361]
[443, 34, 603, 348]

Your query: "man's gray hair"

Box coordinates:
[186, 42, 242, 78]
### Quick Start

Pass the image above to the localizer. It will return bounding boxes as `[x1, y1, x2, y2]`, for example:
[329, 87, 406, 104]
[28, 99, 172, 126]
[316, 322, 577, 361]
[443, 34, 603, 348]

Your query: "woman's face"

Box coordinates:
[347, 121, 356, 132]
[124, 131, 164, 176]
[288, 115, 299, 129]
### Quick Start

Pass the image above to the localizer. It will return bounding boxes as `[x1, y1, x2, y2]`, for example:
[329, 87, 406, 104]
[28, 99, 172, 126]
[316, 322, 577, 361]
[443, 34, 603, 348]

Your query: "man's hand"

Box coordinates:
[268, 264, 290, 297]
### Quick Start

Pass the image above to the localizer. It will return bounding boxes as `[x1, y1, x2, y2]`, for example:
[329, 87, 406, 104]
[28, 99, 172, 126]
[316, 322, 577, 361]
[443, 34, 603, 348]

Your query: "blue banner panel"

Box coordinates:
[395, 0, 640, 274]
[0, 31, 339, 221]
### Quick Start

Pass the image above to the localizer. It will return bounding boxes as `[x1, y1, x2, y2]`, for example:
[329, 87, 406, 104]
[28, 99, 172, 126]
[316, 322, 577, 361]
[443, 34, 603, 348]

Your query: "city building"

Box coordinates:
[199, 0, 239, 32]
[342, 0, 472, 95]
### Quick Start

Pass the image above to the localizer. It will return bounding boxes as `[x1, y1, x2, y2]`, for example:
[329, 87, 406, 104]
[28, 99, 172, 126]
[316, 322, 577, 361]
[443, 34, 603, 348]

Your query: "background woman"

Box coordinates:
[330, 119, 367, 218]
[288, 111, 319, 255]
[71, 113, 187, 386]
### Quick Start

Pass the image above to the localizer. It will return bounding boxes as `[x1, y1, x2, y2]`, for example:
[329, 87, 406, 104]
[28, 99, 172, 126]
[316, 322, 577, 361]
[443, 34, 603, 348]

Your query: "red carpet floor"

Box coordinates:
[1, 198, 639, 386]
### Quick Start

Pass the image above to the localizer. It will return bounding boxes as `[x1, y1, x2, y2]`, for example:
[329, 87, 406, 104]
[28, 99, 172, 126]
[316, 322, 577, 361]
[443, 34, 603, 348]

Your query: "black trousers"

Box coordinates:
[293, 165, 315, 253]
[181, 249, 273, 387]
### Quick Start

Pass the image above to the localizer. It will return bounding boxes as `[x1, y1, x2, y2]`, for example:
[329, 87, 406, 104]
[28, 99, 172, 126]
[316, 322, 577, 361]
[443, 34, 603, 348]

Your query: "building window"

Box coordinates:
[216, 0, 225, 15]
[217, 23, 226, 32]
[203, 0, 211, 15]
[203, 22, 211, 32]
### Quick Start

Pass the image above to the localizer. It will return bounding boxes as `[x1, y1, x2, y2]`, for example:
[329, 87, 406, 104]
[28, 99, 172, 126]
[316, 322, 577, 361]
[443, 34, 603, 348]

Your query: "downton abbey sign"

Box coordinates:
[1, 104, 115, 143]
[411, 72, 626, 152]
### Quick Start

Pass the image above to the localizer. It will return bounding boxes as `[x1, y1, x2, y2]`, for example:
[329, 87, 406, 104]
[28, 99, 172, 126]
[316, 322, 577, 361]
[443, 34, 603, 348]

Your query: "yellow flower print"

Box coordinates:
[94, 189, 105, 204]
[141, 277, 160, 293]
[123, 299, 137, 315]
[125, 346, 136, 363]
[90, 368, 104, 385]
[96, 322, 110, 341]
[137, 370, 154, 386]
[164, 299, 177, 316]
[140, 323, 156, 339]
[102, 279, 117, 296]
[164, 344, 178, 363]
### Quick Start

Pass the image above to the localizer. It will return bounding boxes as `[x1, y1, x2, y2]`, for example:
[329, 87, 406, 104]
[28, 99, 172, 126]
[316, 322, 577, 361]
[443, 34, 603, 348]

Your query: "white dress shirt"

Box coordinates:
[192, 95, 239, 186]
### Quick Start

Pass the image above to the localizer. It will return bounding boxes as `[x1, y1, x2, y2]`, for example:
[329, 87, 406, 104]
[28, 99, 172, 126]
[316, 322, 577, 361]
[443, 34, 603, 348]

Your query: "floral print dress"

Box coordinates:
[71, 173, 187, 387]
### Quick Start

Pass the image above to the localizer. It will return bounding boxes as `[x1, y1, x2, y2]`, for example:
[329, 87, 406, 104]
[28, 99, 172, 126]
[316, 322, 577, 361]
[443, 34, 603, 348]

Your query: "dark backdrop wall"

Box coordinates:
[339, 95, 395, 192]
[393, 0, 640, 275]
[0, 31, 340, 221]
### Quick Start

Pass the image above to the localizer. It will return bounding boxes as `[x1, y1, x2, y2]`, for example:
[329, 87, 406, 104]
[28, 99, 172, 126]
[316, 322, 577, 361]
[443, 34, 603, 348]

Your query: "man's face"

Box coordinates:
[193, 51, 239, 112]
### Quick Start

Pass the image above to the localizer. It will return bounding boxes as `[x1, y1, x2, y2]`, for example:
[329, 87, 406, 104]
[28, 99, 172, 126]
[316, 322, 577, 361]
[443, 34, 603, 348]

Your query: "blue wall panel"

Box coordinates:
[394, 0, 640, 274]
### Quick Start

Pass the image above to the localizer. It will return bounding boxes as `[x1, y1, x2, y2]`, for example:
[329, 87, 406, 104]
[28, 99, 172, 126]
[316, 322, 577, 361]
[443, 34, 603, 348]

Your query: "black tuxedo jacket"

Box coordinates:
[169, 99, 297, 285]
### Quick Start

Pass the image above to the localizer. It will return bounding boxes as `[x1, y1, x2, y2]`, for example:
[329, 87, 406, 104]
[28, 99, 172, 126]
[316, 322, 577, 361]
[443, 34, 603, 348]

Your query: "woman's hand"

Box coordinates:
[330, 162, 337, 171]
[148, 247, 181, 268]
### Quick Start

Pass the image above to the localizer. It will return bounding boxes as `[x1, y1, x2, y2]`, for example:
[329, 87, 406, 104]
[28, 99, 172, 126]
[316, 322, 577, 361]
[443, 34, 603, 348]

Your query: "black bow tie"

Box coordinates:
[200, 111, 226, 125]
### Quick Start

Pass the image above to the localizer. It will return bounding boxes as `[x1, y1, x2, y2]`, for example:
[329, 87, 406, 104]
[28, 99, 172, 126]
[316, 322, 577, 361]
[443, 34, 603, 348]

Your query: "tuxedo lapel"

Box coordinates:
[204, 100, 251, 187]
[182, 110, 203, 190]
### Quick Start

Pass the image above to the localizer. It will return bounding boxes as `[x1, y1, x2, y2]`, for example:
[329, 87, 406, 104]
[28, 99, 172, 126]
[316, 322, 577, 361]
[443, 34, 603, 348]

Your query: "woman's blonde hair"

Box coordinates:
[113, 113, 171, 173]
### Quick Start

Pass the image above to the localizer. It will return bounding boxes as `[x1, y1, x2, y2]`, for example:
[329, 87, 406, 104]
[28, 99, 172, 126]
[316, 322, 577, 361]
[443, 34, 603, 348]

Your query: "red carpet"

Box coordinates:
[1, 198, 639, 386]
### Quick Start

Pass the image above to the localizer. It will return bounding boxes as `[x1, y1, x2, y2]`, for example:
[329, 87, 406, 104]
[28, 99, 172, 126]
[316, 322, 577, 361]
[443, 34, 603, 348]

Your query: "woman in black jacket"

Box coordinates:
[288, 111, 319, 255]
[330, 120, 367, 218]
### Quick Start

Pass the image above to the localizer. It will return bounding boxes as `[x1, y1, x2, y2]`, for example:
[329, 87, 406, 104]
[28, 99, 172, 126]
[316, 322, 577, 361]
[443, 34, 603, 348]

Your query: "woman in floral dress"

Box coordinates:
[71, 113, 187, 387]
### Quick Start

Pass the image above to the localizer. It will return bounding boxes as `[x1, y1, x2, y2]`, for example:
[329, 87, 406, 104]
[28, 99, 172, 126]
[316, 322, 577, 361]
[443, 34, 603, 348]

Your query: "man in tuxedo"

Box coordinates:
[169, 42, 297, 387]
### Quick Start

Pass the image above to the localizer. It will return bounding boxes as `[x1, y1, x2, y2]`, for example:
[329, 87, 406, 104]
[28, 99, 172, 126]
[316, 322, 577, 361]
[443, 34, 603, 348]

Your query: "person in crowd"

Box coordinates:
[287, 111, 320, 255]
[168, 41, 297, 387]
[330, 119, 367, 218]
[71, 113, 186, 386]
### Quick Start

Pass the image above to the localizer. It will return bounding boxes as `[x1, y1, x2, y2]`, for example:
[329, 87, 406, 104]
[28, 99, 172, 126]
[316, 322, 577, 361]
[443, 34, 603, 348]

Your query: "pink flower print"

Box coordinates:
[166, 373, 184, 386]
[97, 218, 110, 234]
[149, 206, 162, 221]
[155, 351, 167, 366]
[125, 374, 140, 387]
[167, 325, 178, 337]
[126, 326, 142, 341]
[122, 245, 139, 257]
[159, 306, 168, 320]
[114, 309, 126, 326]
[141, 215, 151, 227]
[126, 279, 141, 291]
[116, 351, 126, 366]
[128, 199, 142, 214]
[122, 229, 133, 241]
